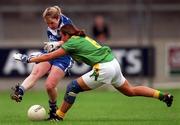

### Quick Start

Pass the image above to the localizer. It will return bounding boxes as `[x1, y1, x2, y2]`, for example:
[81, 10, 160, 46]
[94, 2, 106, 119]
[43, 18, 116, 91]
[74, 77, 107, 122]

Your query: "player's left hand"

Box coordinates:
[13, 53, 30, 63]
[44, 42, 61, 53]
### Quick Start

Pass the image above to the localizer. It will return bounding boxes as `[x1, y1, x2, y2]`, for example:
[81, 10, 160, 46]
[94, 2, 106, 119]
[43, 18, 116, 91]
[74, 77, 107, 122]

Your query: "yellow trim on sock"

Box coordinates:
[56, 109, 65, 118]
[153, 90, 160, 99]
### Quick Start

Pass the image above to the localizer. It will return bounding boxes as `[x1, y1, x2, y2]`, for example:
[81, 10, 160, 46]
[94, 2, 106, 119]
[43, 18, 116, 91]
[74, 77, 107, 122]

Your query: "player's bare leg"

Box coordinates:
[45, 66, 65, 120]
[11, 62, 51, 102]
[114, 80, 173, 107]
[56, 77, 90, 120]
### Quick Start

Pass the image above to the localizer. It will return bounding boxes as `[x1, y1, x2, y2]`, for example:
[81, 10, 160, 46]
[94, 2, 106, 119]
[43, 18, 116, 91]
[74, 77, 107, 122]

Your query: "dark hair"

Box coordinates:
[60, 24, 86, 37]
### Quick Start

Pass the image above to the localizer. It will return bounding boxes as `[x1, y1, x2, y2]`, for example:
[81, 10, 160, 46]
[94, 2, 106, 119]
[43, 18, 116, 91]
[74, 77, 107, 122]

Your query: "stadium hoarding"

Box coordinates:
[166, 43, 180, 76]
[0, 47, 155, 77]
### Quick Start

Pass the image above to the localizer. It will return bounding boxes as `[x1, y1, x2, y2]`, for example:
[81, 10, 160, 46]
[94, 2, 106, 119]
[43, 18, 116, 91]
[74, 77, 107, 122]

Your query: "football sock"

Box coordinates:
[56, 109, 65, 119]
[153, 90, 164, 100]
[18, 86, 25, 96]
[49, 100, 57, 111]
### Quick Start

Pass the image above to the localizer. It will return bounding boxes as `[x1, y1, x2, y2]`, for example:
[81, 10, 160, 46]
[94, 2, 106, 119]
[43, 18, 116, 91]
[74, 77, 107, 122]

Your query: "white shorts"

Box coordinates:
[82, 58, 126, 89]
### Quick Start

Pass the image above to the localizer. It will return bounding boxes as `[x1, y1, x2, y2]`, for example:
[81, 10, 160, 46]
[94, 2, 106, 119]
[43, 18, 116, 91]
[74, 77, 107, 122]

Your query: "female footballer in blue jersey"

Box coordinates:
[14, 24, 173, 121]
[11, 6, 73, 120]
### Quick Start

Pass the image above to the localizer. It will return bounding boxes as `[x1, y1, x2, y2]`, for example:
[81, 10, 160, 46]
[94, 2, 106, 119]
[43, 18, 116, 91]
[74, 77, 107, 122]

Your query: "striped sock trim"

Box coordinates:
[153, 90, 160, 99]
[56, 109, 65, 118]
[19, 86, 25, 96]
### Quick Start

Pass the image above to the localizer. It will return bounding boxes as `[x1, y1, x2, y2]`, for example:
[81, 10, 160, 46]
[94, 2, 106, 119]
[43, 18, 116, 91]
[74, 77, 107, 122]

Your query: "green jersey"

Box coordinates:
[61, 36, 114, 66]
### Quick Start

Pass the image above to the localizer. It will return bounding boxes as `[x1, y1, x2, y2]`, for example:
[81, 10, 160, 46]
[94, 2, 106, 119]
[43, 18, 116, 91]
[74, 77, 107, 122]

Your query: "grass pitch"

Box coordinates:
[0, 89, 179, 125]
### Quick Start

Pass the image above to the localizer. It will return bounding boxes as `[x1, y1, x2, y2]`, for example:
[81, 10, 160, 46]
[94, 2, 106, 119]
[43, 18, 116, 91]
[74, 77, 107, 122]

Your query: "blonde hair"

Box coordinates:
[43, 6, 62, 20]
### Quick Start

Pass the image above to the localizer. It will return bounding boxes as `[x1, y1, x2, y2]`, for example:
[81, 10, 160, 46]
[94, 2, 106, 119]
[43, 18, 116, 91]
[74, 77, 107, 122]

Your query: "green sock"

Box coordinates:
[159, 91, 164, 100]
[153, 90, 164, 100]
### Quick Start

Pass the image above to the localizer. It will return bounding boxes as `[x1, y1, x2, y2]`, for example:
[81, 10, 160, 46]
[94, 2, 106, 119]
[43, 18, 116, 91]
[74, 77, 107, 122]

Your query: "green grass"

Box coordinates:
[0, 89, 180, 125]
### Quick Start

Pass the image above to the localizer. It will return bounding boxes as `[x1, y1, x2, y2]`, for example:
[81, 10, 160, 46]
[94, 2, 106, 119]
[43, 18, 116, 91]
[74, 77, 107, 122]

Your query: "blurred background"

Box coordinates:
[0, 0, 180, 90]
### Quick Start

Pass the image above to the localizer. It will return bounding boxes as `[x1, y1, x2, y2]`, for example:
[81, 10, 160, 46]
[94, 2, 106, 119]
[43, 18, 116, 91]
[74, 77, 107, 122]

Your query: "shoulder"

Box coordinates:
[61, 14, 73, 24]
[63, 37, 77, 47]
[61, 14, 71, 20]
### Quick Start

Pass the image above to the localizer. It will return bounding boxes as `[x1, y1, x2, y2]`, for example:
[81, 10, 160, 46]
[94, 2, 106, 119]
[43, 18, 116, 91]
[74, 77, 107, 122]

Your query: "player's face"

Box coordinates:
[60, 32, 69, 42]
[45, 18, 59, 30]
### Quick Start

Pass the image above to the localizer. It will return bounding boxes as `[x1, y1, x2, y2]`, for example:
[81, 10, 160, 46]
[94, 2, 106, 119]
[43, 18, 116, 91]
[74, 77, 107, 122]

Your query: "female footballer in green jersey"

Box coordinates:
[14, 24, 173, 121]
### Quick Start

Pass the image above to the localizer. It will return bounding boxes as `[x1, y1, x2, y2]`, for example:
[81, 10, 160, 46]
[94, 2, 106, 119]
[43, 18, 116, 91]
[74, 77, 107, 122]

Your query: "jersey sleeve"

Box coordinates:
[61, 14, 73, 25]
[65, 18, 73, 25]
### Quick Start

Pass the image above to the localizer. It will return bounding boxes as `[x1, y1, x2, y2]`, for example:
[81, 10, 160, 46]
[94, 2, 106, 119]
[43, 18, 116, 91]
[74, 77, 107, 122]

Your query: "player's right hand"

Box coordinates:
[13, 53, 30, 63]
[44, 42, 61, 53]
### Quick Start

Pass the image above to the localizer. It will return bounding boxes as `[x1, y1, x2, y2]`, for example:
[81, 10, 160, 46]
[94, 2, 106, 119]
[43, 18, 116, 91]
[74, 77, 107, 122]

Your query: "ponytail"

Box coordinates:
[75, 30, 86, 37]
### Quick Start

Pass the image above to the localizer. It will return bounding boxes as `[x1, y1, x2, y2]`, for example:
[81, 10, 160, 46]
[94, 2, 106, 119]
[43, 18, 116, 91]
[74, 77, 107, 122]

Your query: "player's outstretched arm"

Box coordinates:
[13, 48, 67, 63]
[29, 48, 67, 63]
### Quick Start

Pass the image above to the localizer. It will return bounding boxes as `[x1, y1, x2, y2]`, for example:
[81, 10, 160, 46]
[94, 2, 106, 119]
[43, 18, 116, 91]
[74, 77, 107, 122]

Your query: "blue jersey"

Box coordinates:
[46, 14, 73, 73]
[47, 14, 73, 41]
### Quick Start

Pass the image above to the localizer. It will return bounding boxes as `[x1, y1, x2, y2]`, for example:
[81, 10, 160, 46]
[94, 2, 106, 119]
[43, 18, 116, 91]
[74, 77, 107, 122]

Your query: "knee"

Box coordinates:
[66, 80, 83, 93]
[45, 82, 56, 91]
[122, 88, 135, 97]
[124, 92, 134, 97]
[64, 80, 83, 104]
